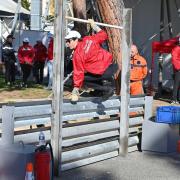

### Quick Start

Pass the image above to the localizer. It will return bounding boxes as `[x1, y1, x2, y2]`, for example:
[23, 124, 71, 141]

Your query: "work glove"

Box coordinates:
[71, 87, 79, 103]
[88, 19, 101, 32]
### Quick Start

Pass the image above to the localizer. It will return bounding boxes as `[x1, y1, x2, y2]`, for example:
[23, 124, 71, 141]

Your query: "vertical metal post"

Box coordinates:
[11, 0, 21, 34]
[51, 0, 65, 176]
[166, 0, 173, 38]
[1, 106, 15, 146]
[158, 0, 165, 97]
[30, 0, 42, 30]
[0, 18, 2, 63]
[160, 0, 165, 41]
[144, 96, 153, 121]
[119, 8, 132, 156]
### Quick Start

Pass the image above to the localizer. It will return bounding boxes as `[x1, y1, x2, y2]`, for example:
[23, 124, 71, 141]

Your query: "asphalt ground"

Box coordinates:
[55, 151, 180, 180]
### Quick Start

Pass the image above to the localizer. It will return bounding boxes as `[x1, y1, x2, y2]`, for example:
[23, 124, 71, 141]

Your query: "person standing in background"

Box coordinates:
[171, 38, 180, 104]
[33, 40, 47, 84]
[46, 37, 54, 90]
[2, 34, 16, 86]
[18, 38, 35, 87]
[130, 45, 148, 95]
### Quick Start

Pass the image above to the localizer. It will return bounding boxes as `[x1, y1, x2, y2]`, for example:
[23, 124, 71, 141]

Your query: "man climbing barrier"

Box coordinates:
[65, 19, 119, 102]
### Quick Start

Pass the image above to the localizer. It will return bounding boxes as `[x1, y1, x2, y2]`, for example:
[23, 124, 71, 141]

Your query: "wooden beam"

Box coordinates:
[1, 106, 15, 145]
[51, 0, 65, 176]
[119, 8, 132, 156]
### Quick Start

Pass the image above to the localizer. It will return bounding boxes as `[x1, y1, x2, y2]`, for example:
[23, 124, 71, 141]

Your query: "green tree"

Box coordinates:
[21, 0, 30, 11]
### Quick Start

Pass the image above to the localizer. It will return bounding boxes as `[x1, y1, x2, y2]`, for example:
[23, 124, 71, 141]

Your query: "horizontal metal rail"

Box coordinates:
[0, 95, 153, 171]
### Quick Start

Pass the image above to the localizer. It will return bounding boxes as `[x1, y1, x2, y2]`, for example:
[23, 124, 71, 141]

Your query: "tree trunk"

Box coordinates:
[97, 0, 124, 94]
[97, 0, 124, 63]
[72, 0, 87, 37]
[72, 0, 124, 94]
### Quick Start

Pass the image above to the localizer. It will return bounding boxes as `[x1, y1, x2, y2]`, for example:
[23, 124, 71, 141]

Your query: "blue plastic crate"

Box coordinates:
[156, 106, 180, 124]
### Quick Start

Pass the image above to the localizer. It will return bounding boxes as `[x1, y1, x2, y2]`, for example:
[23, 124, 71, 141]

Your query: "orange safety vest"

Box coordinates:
[130, 54, 147, 81]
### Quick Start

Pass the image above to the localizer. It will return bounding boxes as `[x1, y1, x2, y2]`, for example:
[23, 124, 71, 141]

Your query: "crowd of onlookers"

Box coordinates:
[1, 34, 54, 90]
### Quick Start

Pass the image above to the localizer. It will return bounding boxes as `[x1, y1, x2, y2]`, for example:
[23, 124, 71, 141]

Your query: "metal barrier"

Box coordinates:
[0, 95, 153, 171]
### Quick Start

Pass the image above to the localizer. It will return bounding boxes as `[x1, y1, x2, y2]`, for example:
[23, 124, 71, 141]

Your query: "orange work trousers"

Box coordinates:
[130, 80, 144, 95]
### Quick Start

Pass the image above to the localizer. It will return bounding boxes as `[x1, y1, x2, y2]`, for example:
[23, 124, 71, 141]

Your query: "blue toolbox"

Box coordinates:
[156, 106, 180, 124]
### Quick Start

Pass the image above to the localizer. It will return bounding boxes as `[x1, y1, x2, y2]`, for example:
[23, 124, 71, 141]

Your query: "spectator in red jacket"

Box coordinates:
[33, 40, 47, 84]
[18, 38, 35, 87]
[46, 37, 54, 90]
[171, 37, 180, 104]
[65, 19, 114, 102]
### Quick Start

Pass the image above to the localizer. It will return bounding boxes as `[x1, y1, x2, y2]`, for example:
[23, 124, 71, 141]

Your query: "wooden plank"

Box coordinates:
[120, 8, 132, 156]
[51, 0, 65, 175]
[62, 130, 119, 147]
[61, 151, 118, 171]
[62, 140, 119, 162]
[62, 120, 120, 138]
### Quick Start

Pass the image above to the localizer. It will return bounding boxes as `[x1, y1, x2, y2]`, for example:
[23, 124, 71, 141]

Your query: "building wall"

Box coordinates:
[124, 0, 180, 89]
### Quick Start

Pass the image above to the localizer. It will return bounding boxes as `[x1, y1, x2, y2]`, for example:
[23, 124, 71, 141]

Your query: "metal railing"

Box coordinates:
[0, 95, 153, 171]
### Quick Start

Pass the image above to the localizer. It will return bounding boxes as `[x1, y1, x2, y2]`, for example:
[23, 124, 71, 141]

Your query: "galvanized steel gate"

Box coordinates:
[0, 95, 153, 171]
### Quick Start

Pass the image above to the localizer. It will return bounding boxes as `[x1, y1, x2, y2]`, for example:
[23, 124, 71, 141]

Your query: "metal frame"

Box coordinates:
[0, 95, 152, 173]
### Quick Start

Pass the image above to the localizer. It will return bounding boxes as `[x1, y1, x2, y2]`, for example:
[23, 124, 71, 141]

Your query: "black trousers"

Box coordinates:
[172, 70, 180, 101]
[84, 63, 117, 91]
[20, 64, 32, 84]
[33, 61, 45, 83]
[4, 61, 15, 83]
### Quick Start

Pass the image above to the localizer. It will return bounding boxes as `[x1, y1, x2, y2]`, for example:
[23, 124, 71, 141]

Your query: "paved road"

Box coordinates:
[55, 152, 180, 180]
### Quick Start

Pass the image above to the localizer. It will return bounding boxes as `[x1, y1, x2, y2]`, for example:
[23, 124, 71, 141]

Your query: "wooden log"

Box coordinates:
[97, 0, 124, 64]
[97, 0, 124, 94]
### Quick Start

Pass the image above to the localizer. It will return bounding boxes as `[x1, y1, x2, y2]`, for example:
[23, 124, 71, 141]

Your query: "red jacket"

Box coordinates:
[18, 44, 35, 65]
[172, 46, 180, 71]
[48, 38, 54, 61]
[34, 43, 47, 62]
[73, 30, 112, 88]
